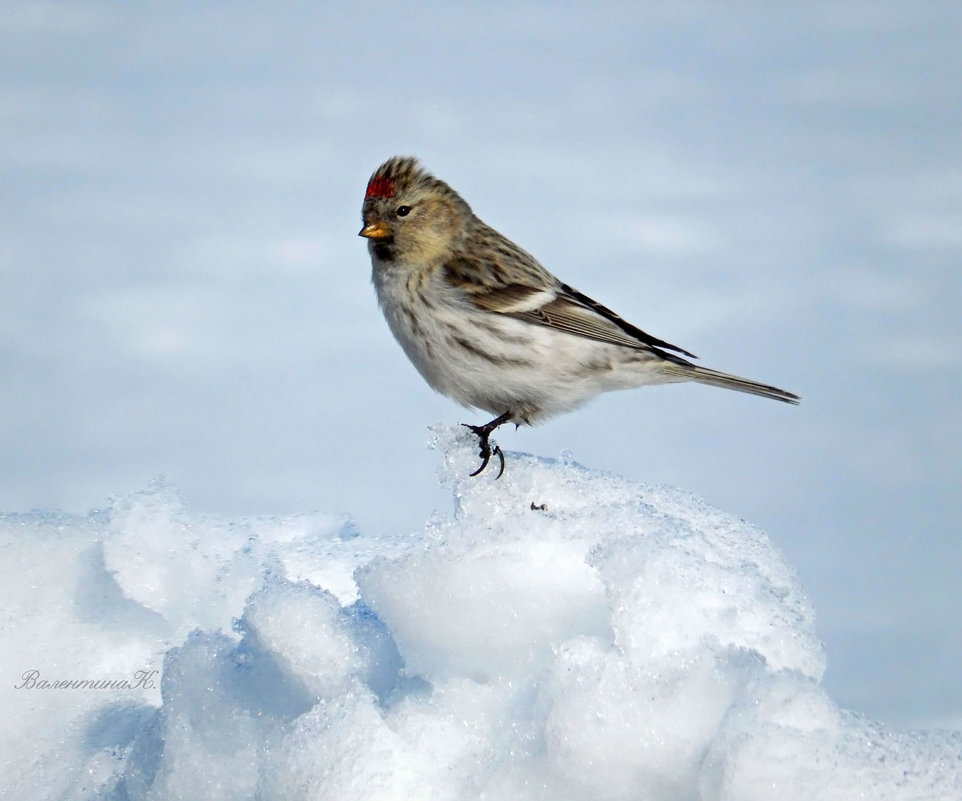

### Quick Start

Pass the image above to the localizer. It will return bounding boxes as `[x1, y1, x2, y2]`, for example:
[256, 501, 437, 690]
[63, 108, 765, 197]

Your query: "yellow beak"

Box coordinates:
[358, 221, 391, 240]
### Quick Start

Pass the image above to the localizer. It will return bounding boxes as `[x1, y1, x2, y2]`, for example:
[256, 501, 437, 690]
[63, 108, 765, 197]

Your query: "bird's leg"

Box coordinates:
[463, 411, 512, 478]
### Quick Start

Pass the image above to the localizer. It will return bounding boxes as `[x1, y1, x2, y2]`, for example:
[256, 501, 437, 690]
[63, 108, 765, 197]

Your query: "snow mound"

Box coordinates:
[2, 428, 959, 800]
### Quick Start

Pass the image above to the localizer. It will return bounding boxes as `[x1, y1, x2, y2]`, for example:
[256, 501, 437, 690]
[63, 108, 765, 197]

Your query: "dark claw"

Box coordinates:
[463, 425, 505, 478]
[462, 411, 512, 478]
[491, 445, 505, 479]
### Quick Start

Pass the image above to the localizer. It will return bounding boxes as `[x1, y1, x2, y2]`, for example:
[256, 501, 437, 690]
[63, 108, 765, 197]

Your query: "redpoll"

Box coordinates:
[359, 156, 799, 476]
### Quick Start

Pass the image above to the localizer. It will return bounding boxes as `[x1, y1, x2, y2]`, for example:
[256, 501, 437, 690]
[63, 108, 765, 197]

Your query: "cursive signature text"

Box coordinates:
[14, 669, 158, 690]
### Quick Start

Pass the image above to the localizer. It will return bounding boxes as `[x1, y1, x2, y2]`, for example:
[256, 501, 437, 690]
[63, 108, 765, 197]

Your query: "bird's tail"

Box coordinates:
[661, 363, 800, 405]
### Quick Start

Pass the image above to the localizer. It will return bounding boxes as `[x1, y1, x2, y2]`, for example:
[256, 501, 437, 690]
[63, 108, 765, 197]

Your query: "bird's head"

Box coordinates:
[359, 156, 472, 265]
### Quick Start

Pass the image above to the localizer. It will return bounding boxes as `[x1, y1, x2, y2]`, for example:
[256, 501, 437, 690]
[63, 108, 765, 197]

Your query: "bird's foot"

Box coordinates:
[462, 411, 512, 478]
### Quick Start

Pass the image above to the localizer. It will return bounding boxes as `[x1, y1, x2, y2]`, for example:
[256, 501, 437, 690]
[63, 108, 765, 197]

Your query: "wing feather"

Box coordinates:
[443, 253, 697, 361]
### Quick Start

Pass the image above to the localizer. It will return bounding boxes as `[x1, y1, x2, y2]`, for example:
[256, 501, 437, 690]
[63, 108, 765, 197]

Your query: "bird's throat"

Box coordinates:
[372, 240, 397, 262]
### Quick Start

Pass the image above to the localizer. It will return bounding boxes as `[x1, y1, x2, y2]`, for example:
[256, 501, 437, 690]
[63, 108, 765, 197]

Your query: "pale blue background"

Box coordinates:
[2, 1, 960, 728]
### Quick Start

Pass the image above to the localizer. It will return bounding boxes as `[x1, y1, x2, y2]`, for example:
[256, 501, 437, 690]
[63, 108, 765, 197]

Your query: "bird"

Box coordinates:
[359, 156, 799, 477]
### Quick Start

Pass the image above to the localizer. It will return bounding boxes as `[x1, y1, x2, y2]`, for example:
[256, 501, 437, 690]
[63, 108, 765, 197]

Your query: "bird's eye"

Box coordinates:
[396, 206, 412, 217]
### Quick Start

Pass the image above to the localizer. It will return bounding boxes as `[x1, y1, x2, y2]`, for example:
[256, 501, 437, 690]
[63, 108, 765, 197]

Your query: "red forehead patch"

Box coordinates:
[365, 176, 394, 200]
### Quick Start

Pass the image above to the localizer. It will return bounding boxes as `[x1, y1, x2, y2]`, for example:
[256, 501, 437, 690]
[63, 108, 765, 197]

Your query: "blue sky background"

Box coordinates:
[2, 1, 960, 728]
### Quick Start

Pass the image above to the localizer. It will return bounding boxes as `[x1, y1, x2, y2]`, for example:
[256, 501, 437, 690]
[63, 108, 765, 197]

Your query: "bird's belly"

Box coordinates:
[374, 268, 673, 422]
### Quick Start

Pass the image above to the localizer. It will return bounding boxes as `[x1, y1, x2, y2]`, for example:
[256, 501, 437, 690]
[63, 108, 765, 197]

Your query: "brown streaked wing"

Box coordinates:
[470, 283, 551, 313]
[510, 294, 678, 358]
[444, 257, 697, 361]
[556, 283, 697, 358]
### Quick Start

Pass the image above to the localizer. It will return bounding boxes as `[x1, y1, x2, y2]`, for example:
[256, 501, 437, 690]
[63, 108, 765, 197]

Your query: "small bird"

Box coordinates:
[359, 156, 799, 477]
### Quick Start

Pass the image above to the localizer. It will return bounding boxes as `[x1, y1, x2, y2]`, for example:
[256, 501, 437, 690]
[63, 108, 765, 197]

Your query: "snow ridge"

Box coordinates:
[1, 428, 959, 799]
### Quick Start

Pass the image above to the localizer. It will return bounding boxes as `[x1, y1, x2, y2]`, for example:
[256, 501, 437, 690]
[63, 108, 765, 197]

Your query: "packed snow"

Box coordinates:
[2, 428, 960, 800]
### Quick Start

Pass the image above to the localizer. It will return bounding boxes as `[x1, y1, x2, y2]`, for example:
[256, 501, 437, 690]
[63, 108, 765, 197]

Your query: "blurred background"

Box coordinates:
[2, 1, 960, 728]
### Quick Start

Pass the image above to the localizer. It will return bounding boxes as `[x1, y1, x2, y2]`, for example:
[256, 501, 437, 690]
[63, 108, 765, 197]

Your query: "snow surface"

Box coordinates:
[2, 428, 960, 800]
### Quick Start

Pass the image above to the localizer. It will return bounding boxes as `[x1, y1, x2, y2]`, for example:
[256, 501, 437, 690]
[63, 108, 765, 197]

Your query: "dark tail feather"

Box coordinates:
[663, 364, 800, 405]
